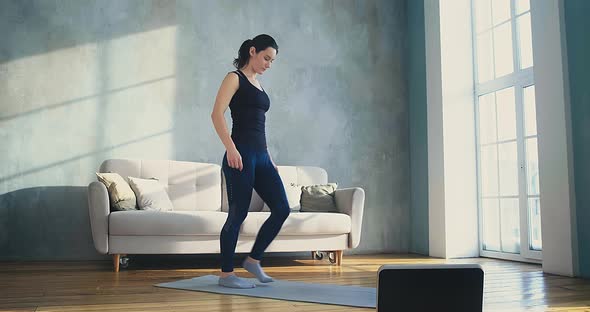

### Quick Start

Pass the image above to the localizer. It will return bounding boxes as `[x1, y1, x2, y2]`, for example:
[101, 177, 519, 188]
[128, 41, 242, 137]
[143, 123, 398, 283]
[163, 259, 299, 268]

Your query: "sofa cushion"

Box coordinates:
[240, 212, 351, 236]
[128, 176, 174, 211]
[95, 172, 137, 211]
[299, 183, 339, 213]
[109, 211, 228, 235]
[109, 211, 351, 236]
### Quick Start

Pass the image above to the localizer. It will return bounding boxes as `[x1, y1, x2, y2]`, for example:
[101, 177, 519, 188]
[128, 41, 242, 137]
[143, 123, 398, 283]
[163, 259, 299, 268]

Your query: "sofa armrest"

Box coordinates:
[88, 181, 109, 254]
[334, 187, 365, 249]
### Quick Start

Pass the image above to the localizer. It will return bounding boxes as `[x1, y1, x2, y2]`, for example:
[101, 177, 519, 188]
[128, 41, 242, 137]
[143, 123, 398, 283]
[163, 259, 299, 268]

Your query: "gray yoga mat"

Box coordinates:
[155, 275, 376, 308]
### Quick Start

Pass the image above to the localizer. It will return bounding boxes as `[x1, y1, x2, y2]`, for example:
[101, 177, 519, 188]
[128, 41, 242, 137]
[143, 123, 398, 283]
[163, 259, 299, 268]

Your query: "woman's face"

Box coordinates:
[248, 47, 277, 74]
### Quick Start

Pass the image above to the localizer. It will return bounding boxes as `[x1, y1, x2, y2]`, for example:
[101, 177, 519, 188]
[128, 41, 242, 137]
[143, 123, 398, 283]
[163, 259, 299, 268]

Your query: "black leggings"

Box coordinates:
[220, 143, 290, 272]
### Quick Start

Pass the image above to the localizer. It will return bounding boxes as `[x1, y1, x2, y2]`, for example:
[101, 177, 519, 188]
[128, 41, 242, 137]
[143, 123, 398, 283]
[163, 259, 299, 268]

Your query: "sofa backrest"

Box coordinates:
[99, 159, 328, 212]
[221, 165, 328, 212]
[100, 159, 222, 212]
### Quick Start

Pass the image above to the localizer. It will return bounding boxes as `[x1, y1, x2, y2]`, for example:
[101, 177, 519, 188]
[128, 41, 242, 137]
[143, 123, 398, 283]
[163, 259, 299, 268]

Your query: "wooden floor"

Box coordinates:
[1, 254, 589, 312]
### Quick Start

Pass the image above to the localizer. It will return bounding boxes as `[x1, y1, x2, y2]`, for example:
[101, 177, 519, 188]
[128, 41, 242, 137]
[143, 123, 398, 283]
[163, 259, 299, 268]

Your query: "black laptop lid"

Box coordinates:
[377, 264, 484, 312]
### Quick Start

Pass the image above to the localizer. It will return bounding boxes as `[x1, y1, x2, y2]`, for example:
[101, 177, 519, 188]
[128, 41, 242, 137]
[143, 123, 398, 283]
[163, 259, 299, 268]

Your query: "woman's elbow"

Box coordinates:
[211, 111, 223, 124]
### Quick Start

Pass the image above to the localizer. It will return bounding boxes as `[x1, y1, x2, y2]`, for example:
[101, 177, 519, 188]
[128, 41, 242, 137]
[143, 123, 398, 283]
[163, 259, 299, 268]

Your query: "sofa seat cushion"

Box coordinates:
[109, 211, 228, 236]
[240, 212, 351, 236]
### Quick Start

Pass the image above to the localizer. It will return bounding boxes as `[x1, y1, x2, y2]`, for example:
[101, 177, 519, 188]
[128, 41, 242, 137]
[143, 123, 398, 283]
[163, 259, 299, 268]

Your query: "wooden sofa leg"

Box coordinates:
[112, 254, 120, 272]
[335, 250, 343, 266]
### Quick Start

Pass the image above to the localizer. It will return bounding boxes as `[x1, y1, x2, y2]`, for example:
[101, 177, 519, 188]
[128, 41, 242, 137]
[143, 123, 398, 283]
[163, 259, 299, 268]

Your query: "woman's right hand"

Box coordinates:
[226, 146, 243, 171]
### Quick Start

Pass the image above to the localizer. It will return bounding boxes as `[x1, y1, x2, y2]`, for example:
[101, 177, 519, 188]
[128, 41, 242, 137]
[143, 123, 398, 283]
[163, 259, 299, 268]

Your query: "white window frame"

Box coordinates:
[471, 0, 541, 263]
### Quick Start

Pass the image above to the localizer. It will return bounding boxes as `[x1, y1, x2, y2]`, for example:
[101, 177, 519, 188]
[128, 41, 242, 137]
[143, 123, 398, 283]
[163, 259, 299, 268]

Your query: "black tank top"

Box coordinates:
[228, 69, 270, 150]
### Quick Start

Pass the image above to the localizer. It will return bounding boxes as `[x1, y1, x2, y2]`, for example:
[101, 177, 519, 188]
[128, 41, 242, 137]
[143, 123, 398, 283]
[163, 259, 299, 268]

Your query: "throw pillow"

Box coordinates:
[299, 182, 339, 213]
[127, 176, 174, 211]
[95, 172, 137, 211]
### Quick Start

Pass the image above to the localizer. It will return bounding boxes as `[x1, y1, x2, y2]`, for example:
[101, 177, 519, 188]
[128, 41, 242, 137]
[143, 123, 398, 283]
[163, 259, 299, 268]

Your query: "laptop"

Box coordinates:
[377, 263, 484, 312]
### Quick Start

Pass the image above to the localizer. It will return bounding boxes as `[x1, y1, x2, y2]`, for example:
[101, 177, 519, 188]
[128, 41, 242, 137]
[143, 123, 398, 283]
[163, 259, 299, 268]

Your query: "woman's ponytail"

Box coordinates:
[233, 39, 253, 69]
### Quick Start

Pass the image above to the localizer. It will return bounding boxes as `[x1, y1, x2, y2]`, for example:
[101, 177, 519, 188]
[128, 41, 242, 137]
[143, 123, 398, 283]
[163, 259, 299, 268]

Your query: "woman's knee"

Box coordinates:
[222, 212, 248, 233]
[221, 220, 241, 234]
[272, 204, 290, 221]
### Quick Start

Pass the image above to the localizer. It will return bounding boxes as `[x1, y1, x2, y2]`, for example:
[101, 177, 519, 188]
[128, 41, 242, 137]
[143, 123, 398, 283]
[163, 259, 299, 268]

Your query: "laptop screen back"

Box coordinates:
[377, 264, 484, 312]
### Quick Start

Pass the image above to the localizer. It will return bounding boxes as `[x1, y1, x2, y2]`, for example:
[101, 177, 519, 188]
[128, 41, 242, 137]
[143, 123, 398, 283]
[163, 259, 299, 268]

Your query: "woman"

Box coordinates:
[210, 34, 290, 289]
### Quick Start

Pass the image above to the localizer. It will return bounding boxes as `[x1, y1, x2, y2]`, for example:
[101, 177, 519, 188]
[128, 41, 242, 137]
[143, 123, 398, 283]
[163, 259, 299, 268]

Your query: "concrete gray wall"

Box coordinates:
[0, 0, 410, 260]
[406, 0, 428, 255]
[564, 0, 590, 278]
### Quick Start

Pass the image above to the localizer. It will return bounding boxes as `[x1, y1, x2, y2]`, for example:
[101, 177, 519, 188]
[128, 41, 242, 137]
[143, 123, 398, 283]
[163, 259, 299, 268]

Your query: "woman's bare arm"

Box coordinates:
[210, 73, 239, 151]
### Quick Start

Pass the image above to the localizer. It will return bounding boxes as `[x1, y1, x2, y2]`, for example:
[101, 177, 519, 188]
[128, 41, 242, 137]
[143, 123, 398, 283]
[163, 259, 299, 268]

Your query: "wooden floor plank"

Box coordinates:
[1, 254, 589, 311]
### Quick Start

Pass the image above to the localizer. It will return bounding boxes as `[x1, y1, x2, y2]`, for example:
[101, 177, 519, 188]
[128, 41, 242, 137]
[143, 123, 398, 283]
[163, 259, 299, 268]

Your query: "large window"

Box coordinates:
[472, 0, 541, 262]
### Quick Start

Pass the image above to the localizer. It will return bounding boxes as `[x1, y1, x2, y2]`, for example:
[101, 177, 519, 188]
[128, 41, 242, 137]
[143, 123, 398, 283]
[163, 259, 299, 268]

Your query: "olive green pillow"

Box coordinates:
[299, 183, 339, 213]
[95, 172, 137, 211]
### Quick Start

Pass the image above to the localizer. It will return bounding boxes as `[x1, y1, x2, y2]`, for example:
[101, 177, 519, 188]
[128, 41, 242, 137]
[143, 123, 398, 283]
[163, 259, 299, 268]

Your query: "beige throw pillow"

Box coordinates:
[127, 176, 174, 211]
[299, 183, 339, 213]
[95, 172, 137, 211]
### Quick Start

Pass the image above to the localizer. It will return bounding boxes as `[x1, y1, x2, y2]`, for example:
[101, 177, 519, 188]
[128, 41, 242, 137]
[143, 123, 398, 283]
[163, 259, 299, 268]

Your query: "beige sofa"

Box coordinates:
[88, 159, 365, 272]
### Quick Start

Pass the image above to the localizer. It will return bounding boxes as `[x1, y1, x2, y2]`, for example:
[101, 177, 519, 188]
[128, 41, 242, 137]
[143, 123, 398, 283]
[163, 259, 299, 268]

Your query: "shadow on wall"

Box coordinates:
[0, 186, 106, 261]
[0, 0, 408, 260]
